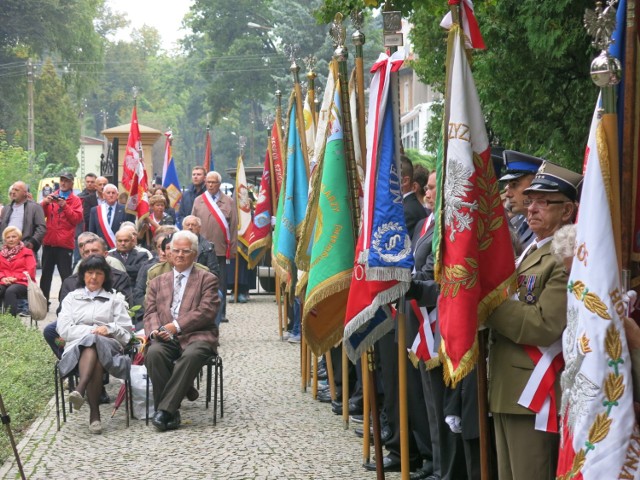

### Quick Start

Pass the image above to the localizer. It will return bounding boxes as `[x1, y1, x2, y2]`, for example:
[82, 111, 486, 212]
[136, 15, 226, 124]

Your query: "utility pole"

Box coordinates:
[79, 99, 86, 179]
[27, 59, 35, 172]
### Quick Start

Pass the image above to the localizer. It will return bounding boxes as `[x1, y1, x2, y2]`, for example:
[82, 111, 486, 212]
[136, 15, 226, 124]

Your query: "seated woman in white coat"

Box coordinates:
[57, 254, 133, 434]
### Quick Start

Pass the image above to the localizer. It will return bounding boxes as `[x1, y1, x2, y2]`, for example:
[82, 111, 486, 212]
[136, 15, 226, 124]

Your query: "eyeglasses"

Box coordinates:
[170, 248, 194, 256]
[523, 199, 569, 208]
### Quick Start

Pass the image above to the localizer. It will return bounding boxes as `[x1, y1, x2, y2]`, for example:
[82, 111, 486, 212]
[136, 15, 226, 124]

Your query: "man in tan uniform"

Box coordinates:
[191, 171, 237, 323]
[486, 162, 583, 480]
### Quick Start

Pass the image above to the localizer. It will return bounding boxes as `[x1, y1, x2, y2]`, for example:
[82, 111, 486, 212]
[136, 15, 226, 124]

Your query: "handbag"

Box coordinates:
[24, 271, 47, 321]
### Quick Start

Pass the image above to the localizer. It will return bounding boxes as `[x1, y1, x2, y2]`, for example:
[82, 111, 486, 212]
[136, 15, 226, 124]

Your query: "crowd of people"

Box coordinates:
[0, 168, 238, 435]
[2, 148, 639, 478]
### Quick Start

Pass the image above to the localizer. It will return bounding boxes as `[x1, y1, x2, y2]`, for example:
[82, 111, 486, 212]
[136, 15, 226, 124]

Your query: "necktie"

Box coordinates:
[107, 206, 113, 225]
[518, 243, 538, 267]
[121, 252, 128, 262]
[172, 273, 184, 320]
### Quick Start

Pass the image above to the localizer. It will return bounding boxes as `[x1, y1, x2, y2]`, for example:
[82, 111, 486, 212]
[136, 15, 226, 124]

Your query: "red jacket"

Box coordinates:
[41, 191, 83, 250]
[0, 246, 36, 286]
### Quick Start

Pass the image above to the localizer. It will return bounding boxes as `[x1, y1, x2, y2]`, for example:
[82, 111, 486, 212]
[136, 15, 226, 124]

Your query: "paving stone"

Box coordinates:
[0, 294, 409, 479]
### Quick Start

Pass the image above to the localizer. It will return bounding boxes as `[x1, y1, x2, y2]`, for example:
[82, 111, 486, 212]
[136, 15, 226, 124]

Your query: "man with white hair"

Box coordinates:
[88, 183, 134, 249]
[0, 181, 46, 252]
[144, 230, 220, 431]
[191, 171, 237, 323]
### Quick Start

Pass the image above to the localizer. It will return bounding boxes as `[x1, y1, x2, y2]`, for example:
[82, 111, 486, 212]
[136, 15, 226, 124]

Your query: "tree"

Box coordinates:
[34, 60, 80, 173]
[317, 0, 595, 171]
[0, 133, 43, 204]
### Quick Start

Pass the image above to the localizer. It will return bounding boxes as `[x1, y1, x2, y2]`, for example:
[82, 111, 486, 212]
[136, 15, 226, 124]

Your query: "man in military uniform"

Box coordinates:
[486, 162, 583, 480]
[501, 150, 544, 251]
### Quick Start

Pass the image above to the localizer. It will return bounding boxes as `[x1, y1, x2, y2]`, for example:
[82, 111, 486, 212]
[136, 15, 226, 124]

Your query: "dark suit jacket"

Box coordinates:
[88, 203, 134, 245]
[56, 268, 132, 315]
[109, 248, 148, 285]
[0, 200, 47, 251]
[78, 188, 98, 230]
[144, 267, 220, 350]
[403, 192, 427, 238]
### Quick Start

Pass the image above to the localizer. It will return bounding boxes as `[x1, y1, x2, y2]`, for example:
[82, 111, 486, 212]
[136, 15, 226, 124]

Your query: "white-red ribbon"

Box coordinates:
[202, 191, 231, 259]
[97, 204, 116, 249]
[409, 300, 439, 363]
[440, 0, 486, 50]
[518, 339, 564, 433]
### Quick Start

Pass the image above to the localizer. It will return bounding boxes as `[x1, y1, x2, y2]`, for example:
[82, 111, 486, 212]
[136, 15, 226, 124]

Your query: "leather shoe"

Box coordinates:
[381, 425, 392, 444]
[151, 410, 171, 432]
[354, 426, 373, 438]
[331, 400, 343, 414]
[99, 388, 110, 405]
[166, 410, 181, 430]
[238, 293, 248, 303]
[363, 455, 422, 472]
[186, 386, 199, 402]
[332, 399, 362, 415]
[410, 468, 437, 480]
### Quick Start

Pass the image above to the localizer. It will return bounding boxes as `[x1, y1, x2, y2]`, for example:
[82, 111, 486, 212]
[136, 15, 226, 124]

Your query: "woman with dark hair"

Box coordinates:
[0, 226, 36, 315]
[57, 254, 133, 434]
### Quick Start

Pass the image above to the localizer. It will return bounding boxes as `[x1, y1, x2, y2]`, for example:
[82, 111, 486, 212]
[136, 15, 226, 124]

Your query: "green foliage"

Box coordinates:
[0, 135, 44, 204]
[405, 148, 435, 172]
[0, 314, 55, 465]
[34, 61, 80, 173]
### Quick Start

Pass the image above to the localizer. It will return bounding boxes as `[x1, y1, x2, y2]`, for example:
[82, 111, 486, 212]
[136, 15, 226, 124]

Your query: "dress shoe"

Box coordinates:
[363, 455, 423, 472]
[350, 414, 364, 424]
[332, 399, 362, 415]
[89, 420, 102, 434]
[69, 391, 84, 410]
[151, 410, 171, 432]
[99, 388, 111, 405]
[331, 400, 344, 414]
[238, 293, 248, 303]
[354, 426, 373, 438]
[220, 317, 229, 323]
[186, 386, 199, 401]
[166, 410, 181, 430]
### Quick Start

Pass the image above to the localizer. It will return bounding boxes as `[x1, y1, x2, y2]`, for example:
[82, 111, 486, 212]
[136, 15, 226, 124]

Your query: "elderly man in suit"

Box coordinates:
[144, 230, 220, 431]
[108, 227, 148, 285]
[191, 170, 237, 323]
[485, 162, 583, 480]
[88, 183, 134, 249]
[0, 181, 46, 252]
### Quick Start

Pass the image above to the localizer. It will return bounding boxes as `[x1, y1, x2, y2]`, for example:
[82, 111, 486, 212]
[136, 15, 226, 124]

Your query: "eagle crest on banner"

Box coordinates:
[443, 157, 477, 241]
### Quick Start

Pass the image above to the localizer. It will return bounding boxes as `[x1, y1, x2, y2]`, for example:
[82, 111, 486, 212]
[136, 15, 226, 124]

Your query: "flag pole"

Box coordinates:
[361, 351, 371, 464]
[621, 0, 637, 273]
[351, 9, 367, 173]
[289, 52, 311, 178]
[382, 7, 410, 478]
[331, 12, 361, 431]
[268, 107, 285, 340]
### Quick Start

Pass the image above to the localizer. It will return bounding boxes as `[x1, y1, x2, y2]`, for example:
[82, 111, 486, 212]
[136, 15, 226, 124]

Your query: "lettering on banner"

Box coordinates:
[448, 122, 470, 142]
[577, 242, 588, 267]
[310, 224, 343, 269]
[322, 185, 341, 213]
[619, 429, 640, 479]
[610, 288, 627, 319]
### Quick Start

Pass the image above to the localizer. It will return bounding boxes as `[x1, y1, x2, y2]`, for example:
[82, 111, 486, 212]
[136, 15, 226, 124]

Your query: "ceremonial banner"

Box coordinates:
[343, 51, 413, 362]
[303, 87, 316, 166]
[296, 61, 337, 273]
[433, 23, 515, 386]
[162, 132, 182, 209]
[302, 65, 356, 354]
[246, 148, 274, 269]
[556, 99, 640, 480]
[271, 120, 285, 202]
[236, 154, 251, 260]
[204, 127, 213, 172]
[271, 97, 309, 289]
[122, 105, 149, 219]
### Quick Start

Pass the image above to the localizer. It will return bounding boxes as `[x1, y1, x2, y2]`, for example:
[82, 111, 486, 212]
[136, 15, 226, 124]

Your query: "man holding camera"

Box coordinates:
[39, 172, 83, 305]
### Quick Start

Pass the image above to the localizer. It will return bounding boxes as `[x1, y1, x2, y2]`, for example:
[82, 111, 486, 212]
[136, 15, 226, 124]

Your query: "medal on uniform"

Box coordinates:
[524, 276, 536, 304]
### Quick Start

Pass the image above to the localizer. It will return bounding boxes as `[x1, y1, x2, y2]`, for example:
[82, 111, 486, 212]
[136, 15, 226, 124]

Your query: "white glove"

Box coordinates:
[624, 290, 638, 314]
[445, 415, 462, 434]
[271, 216, 277, 227]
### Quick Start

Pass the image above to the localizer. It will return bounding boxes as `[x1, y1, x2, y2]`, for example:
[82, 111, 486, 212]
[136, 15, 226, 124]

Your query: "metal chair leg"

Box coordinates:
[213, 357, 218, 425]
[205, 360, 212, 410]
[145, 374, 150, 426]
[219, 357, 224, 418]
[54, 362, 61, 431]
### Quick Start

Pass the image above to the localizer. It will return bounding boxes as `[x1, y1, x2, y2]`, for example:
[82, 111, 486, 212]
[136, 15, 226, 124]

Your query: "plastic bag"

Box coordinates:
[130, 364, 155, 420]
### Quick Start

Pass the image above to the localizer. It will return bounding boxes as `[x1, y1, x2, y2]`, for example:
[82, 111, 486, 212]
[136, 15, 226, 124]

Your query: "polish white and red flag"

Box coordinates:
[122, 105, 149, 219]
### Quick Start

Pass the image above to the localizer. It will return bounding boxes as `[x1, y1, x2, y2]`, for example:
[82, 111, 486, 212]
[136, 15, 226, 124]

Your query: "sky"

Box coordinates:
[106, 0, 194, 52]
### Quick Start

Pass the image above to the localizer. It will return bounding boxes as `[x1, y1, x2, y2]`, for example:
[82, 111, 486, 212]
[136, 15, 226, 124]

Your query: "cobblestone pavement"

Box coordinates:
[1, 293, 404, 480]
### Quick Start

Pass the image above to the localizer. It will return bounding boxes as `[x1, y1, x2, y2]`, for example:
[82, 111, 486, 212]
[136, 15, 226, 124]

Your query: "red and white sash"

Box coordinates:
[97, 204, 116, 248]
[202, 191, 231, 260]
[409, 300, 439, 363]
[517, 339, 564, 433]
